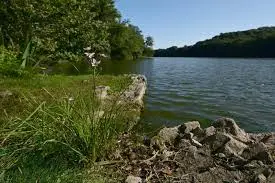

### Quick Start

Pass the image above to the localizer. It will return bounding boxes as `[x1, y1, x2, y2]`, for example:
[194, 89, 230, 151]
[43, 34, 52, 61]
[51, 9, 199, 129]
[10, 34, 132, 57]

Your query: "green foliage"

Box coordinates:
[155, 26, 275, 58]
[0, 46, 30, 77]
[143, 47, 154, 57]
[143, 36, 154, 57]
[1, 95, 126, 166]
[109, 22, 146, 60]
[1, 0, 153, 66]
[0, 75, 133, 182]
[145, 36, 154, 48]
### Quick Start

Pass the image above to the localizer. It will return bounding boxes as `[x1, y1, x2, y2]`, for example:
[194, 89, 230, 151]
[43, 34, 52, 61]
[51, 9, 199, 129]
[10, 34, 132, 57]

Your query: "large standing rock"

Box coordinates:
[213, 117, 251, 143]
[179, 121, 201, 134]
[222, 135, 248, 155]
[123, 75, 147, 106]
[202, 132, 231, 152]
[202, 132, 247, 155]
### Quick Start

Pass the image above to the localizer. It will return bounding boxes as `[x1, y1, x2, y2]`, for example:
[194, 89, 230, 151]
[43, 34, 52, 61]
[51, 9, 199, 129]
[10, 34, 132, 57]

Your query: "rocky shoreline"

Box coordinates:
[96, 75, 274, 182]
[115, 118, 274, 183]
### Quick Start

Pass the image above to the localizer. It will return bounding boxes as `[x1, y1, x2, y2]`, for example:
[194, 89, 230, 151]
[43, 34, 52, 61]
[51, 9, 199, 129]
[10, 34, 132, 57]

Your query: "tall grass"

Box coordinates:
[0, 89, 130, 173]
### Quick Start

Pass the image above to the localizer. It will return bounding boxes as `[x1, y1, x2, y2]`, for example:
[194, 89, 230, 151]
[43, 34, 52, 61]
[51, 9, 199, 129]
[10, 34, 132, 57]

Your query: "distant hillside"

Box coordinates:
[155, 27, 275, 58]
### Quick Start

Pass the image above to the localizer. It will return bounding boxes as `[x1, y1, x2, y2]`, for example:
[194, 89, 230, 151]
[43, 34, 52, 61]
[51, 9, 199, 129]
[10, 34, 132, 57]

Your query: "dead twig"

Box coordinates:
[141, 151, 159, 164]
[95, 160, 124, 166]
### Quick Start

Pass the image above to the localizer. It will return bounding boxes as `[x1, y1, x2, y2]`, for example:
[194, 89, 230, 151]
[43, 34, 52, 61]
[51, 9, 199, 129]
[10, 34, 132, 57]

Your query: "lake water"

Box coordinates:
[101, 57, 275, 133]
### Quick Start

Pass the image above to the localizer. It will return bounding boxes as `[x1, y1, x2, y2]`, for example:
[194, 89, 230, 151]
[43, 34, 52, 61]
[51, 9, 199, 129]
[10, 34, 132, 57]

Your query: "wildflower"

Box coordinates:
[99, 53, 107, 58]
[68, 97, 74, 103]
[84, 52, 95, 59]
[91, 58, 101, 67]
[84, 46, 92, 51]
[83, 47, 107, 68]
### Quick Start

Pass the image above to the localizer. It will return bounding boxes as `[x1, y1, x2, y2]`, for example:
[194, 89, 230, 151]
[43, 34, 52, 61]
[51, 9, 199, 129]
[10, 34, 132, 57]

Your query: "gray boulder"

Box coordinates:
[242, 142, 274, 164]
[213, 117, 251, 143]
[157, 126, 180, 146]
[253, 174, 267, 183]
[123, 75, 147, 106]
[202, 132, 231, 152]
[250, 133, 275, 146]
[222, 135, 248, 155]
[179, 121, 201, 134]
[204, 126, 216, 137]
[202, 132, 247, 155]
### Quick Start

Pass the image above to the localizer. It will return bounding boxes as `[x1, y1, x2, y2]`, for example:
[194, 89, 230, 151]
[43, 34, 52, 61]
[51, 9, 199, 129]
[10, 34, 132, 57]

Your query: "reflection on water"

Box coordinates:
[101, 58, 275, 133]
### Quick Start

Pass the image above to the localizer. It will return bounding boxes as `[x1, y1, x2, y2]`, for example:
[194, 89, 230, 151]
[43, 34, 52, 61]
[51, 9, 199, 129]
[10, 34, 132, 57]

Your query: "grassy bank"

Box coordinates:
[0, 74, 133, 182]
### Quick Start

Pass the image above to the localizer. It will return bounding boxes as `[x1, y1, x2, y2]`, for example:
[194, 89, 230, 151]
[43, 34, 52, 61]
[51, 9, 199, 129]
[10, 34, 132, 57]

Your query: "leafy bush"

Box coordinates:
[0, 47, 33, 77]
[0, 47, 20, 77]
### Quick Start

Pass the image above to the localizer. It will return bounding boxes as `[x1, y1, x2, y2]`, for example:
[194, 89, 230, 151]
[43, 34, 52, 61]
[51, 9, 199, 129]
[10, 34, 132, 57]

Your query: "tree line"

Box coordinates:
[0, 0, 154, 72]
[155, 27, 275, 58]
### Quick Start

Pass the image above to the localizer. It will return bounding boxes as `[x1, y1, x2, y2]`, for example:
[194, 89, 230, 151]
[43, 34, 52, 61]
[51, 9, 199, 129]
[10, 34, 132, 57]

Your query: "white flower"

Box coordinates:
[84, 47, 91, 51]
[91, 58, 101, 67]
[84, 52, 95, 59]
[84, 51, 106, 67]
[99, 53, 107, 58]
[68, 97, 74, 102]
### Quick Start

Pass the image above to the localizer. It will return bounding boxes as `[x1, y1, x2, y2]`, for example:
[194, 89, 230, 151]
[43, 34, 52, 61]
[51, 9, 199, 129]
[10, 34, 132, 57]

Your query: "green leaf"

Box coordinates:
[21, 40, 32, 69]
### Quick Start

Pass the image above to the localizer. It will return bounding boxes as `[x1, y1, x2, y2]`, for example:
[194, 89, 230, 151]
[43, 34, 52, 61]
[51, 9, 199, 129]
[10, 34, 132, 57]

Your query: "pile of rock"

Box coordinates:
[95, 74, 146, 106]
[123, 118, 274, 183]
[95, 75, 147, 130]
[122, 74, 147, 107]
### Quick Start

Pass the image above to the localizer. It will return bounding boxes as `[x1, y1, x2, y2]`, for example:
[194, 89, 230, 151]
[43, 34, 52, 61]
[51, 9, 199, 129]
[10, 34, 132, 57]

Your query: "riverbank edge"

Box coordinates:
[120, 119, 274, 183]
[113, 77, 275, 182]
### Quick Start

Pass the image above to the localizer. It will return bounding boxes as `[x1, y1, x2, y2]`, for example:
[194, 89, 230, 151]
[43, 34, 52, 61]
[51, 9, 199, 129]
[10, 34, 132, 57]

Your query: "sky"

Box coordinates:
[115, 0, 275, 49]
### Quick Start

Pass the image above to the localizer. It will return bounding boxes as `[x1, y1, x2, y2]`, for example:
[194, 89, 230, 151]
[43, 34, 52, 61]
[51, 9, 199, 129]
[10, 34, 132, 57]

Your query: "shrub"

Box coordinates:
[0, 47, 31, 77]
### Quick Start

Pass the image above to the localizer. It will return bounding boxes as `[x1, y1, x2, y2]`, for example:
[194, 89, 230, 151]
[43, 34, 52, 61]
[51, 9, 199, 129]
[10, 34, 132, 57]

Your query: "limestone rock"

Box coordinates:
[150, 136, 166, 150]
[262, 168, 273, 179]
[202, 132, 231, 152]
[157, 126, 180, 146]
[204, 126, 216, 137]
[179, 121, 201, 134]
[253, 174, 267, 183]
[250, 133, 275, 146]
[178, 139, 193, 149]
[242, 143, 274, 164]
[222, 135, 248, 155]
[213, 117, 251, 143]
[95, 86, 110, 99]
[123, 75, 147, 106]
[125, 176, 142, 183]
[202, 132, 247, 155]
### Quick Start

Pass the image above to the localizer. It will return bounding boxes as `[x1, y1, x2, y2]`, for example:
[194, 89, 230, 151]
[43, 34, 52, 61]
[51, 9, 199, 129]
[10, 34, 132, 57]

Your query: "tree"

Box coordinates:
[154, 26, 275, 58]
[109, 21, 146, 60]
[1, 0, 152, 66]
[145, 36, 154, 48]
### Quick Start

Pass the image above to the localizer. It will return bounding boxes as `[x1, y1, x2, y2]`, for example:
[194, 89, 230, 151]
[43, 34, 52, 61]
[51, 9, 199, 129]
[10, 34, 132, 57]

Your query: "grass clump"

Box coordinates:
[0, 74, 133, 182]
